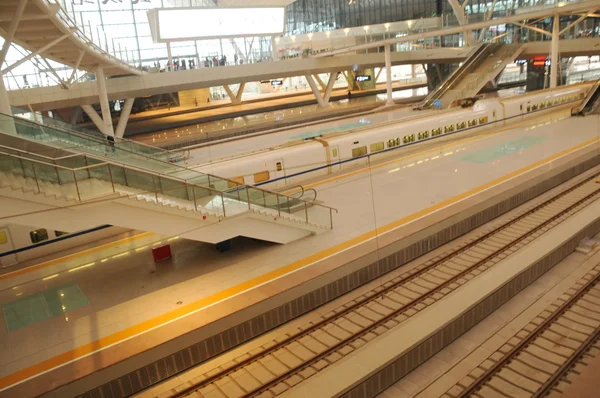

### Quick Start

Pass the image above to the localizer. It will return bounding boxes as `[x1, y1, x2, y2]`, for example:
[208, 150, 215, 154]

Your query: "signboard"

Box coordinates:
[532, 55, 548, 67]
[355, 75, 371, 82]
[271, 80, 283, 87]
[433, 100, 442, 109]
[147, 7, 286, 42]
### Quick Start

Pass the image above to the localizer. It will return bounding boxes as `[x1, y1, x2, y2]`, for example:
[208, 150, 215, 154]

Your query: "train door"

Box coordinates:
[331, 146, 341, 171]
[0, 228, 17, 266]
[273, 159, 286, 187]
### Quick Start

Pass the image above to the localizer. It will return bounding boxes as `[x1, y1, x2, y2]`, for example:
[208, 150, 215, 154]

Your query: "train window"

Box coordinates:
[30, 229, 49, 244]
[527, 106, 531, 112]
[479, 116, 488, 124]
[432, 128, 442, 136]
[55, 231, 68, 237]
[554, 99, 559, 105]
[370, 142, 384, 152]
[253, 171, 270, 183]
[332, 148, 338, 157]
[539, 102, 545, 109]
[228, 176, 244, 188]
[468, 119, 477, 127]
[276, 162, 282, 171]
[546, 101, 552, 107]
[457, 121, 466, 130]
[0, 232, 6, 245]
[387, 138, 400, 148]
[520, 104, 523, 111]
[444, 125, 454, 133]
[418, 131, 429, 139]
[493, 111, 496, 118]
[532, 104, 538, 111]
[352, 146, 367, 158]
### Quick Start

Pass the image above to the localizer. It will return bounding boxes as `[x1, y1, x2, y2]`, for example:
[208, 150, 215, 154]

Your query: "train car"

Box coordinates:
[193, 83, 592, 189]
[0, 224, 132, 267]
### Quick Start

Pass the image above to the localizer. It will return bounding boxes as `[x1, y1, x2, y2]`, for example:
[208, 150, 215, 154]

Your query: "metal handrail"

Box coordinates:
[9, 110, 179, 160]
[0, 114, 336, 215]
[0, 150, 338, 228]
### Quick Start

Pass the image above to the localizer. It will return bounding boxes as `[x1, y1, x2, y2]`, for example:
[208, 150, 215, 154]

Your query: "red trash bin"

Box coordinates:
[152, 244, 172, 262]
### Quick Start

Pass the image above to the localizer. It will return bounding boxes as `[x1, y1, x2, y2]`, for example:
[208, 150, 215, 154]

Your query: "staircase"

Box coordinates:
[0, 148, 335, 244]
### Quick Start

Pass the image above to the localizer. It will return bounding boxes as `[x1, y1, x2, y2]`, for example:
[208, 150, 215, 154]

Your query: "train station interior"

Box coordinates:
[4, 0, 600, 397]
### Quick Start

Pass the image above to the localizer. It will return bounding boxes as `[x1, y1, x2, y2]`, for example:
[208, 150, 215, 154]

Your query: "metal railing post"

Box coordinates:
[152, 175, 159, 202]
[107, 164, 115, 193]
[84, 155, 91, 179]
[276, 194, 281, 217]
[330, 208, 333, 229]
[305, 202, 309, 224]
[192, 185, 197, 211]
[73, 171, 81, 201]
[31, 163, 41, 194]
[246, 186, 251, 209]
[221, 192, 226, 217]
[263, 190, 267, 207]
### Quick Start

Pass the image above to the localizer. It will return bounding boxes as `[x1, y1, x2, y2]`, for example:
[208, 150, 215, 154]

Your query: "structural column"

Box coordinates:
[167, 42, 173, 72]
[384, 45, 394, 106]
[550, 14, 560, 89]
[0, 77, 10, 115]
[95, 67, 114, 137]
[115, 98, 135, 138]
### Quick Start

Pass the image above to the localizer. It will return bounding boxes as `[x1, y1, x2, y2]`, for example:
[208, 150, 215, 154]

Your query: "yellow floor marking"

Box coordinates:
[0, 232, 155, 282]
[0, 113, 593, 392]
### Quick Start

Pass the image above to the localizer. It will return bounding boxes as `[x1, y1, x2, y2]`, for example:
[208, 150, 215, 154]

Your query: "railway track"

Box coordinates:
[168, 172, 600, 398]
[448, 261, 600, 398]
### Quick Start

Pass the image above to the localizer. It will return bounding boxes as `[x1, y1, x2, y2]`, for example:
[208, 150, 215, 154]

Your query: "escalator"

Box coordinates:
[415, 43, 492, 110]
[573, 79, 600, 116]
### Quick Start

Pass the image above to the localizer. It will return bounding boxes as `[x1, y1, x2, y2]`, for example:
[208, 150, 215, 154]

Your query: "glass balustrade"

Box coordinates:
[0, 147, 337, 228]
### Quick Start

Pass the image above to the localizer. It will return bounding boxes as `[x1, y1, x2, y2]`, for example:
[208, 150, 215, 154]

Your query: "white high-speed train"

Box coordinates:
[194, 83, 593, 189]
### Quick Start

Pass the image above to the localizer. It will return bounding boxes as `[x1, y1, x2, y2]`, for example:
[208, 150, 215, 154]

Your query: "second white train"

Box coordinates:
[194, 83, 592, 189]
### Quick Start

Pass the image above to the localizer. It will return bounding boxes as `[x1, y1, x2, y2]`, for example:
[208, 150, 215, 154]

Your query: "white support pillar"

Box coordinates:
[95, 68, 114, 137]
[305, 74, 327, 107]
[385, 45, 394, 106]
[115, 98, 135, 138]
[314, 74, 327, 91]
[223, 82, 246, 105]
[166, 42, 173, 72]
[323, 73, 337, 103]
[81, 104, 106, 135]
[0, 75, 11, 115]
[550, 14, 560, 89]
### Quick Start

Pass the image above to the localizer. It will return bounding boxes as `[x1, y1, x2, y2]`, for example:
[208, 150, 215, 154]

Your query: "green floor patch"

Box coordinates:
[2, 282, 90, 332]
[461, 136, 548, 164]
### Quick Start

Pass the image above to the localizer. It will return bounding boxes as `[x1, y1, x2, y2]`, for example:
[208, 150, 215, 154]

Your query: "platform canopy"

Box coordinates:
[147, 6, 286, 43]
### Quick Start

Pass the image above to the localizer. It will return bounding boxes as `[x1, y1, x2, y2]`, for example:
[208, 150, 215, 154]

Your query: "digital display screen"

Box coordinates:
[157, 7, 285, 40]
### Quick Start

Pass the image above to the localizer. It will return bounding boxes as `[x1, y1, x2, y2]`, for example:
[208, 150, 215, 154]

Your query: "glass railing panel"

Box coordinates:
[88, 163, 113, 186]
[107, 164, 127, 187]
[122, 168, 156, 193]
[157, 177, 190, 202]
[0, 153, 24, 176]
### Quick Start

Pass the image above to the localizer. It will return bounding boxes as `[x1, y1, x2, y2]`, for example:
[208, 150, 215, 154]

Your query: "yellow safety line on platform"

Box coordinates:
[0, 117, 593, 392]
[0, 232, 155, 282]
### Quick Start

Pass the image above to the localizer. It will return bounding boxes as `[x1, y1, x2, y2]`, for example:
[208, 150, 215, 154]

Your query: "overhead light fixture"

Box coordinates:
[363, 26, 370, 31]
[344, 28, 350, 35]
[308, 33, 313, 39]
[385, 23, 390, 30]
